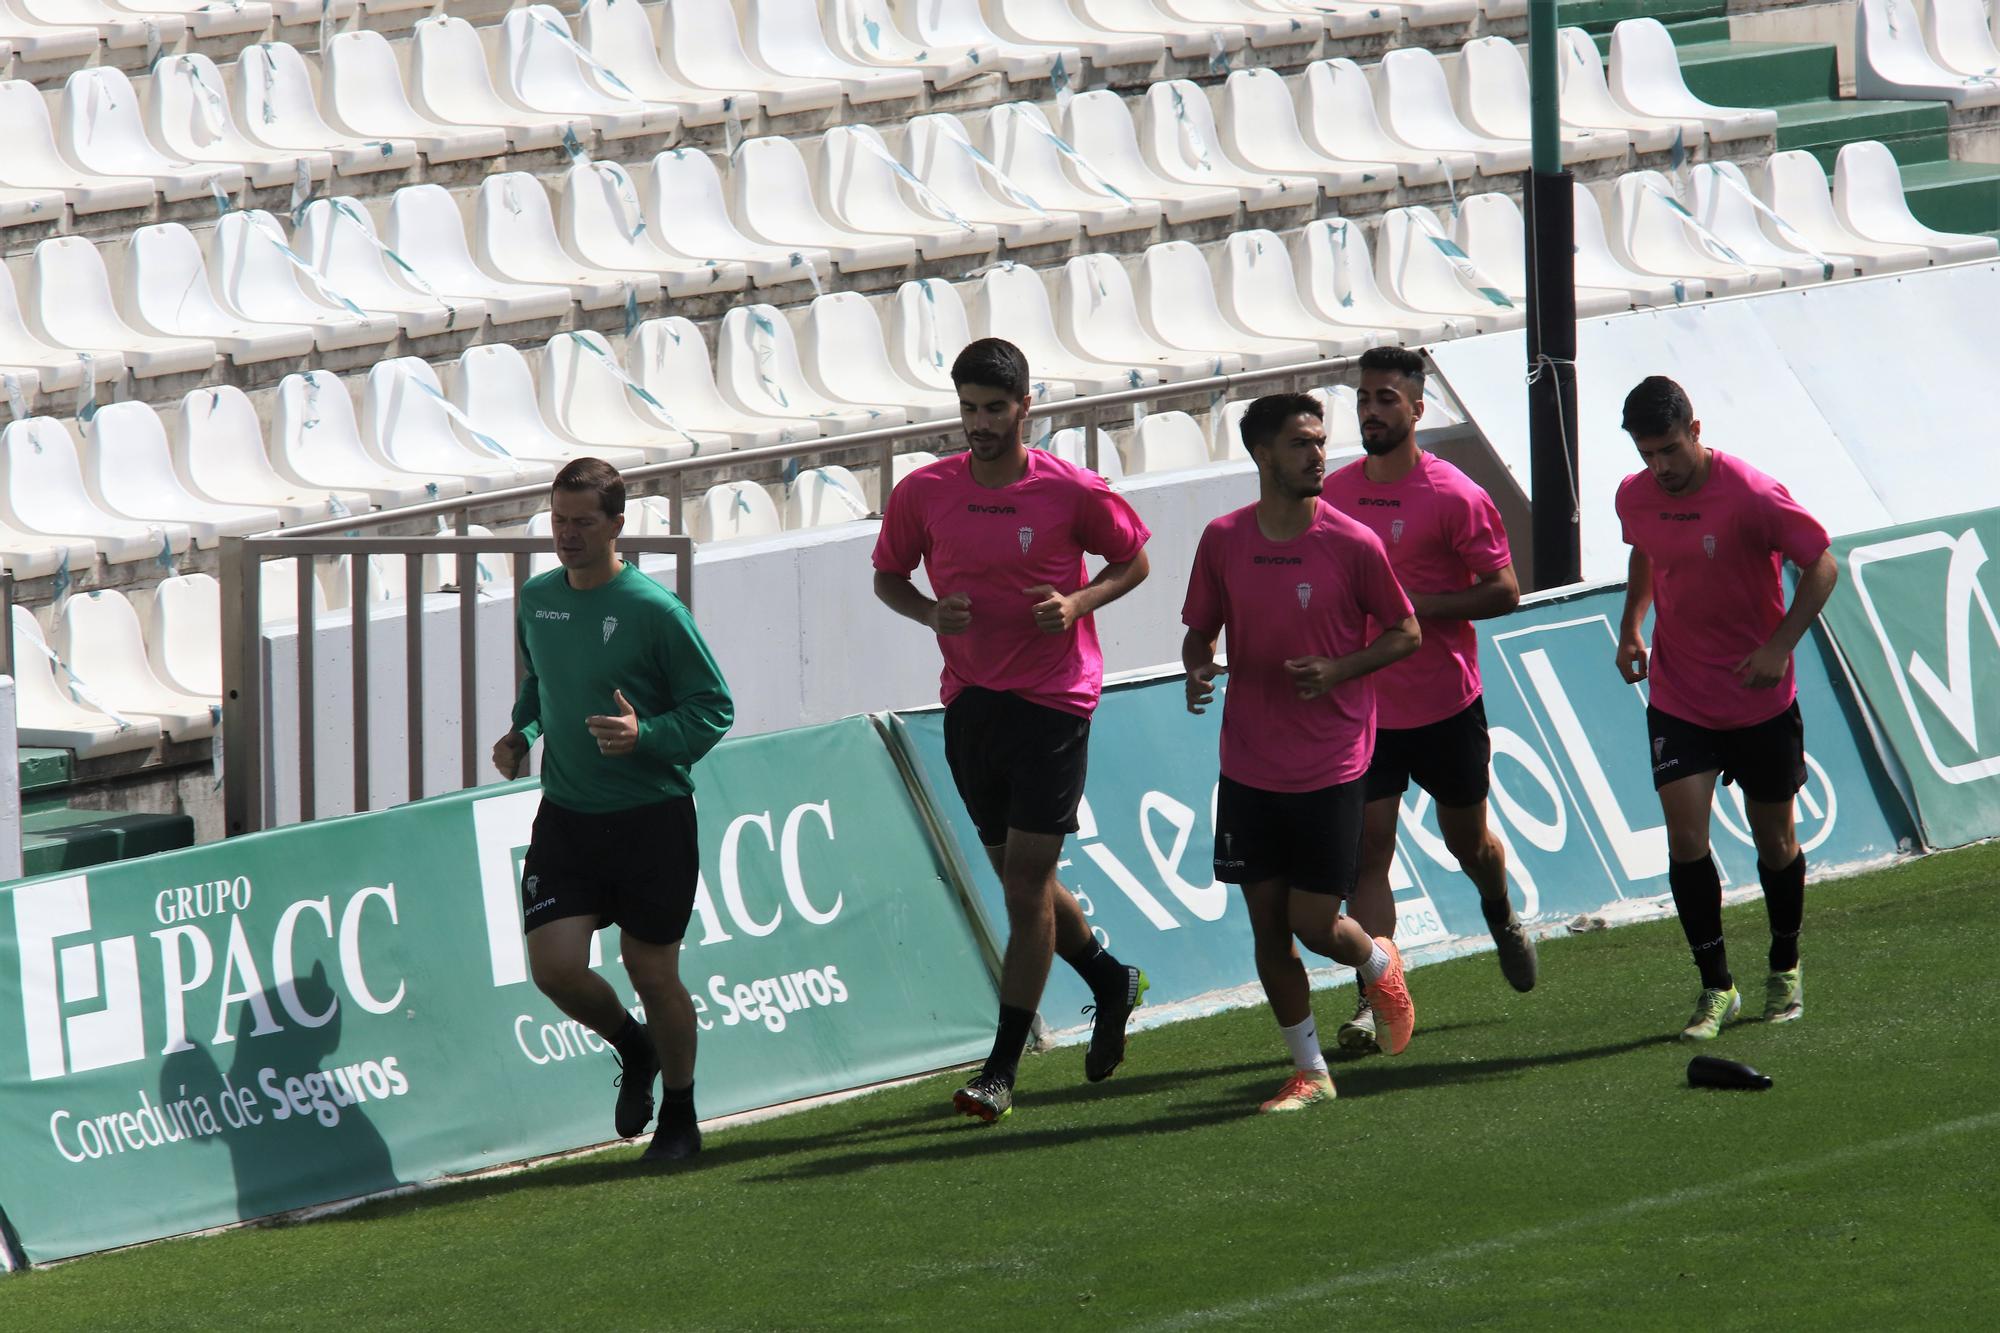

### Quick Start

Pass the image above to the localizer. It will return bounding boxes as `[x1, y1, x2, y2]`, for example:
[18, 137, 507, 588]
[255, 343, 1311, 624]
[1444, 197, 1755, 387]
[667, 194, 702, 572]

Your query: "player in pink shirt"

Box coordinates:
[1614, 377, 1837, 1042]
[1181, 392, 1423, 1114]
[1322, 347, 1534, 1056]
[874, 338, 1154, 1124]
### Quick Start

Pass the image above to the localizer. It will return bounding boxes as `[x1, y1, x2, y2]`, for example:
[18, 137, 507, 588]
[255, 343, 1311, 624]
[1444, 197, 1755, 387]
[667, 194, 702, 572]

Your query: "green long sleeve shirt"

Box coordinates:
[510, 562, 734, 812]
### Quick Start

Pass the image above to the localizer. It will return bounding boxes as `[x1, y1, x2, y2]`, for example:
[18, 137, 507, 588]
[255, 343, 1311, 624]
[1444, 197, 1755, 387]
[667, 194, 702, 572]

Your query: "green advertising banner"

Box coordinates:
[0, 716, 996, 1266]
[1819, 507, 2000, 849]
[890, 583, 1913, 1026]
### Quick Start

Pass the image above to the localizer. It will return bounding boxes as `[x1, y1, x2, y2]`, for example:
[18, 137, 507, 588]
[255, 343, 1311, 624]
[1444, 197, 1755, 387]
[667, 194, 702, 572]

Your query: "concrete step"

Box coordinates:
[1777, 98, 1953, 169]
[19, 804, 196, 879]
[1676, 38, 1840, 107]
[1899, 160, 2000, 236]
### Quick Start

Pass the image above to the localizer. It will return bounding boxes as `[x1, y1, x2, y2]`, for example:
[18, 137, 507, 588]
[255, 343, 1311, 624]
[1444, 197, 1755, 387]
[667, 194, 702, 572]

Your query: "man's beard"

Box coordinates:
[1361, 427, 1407, 457]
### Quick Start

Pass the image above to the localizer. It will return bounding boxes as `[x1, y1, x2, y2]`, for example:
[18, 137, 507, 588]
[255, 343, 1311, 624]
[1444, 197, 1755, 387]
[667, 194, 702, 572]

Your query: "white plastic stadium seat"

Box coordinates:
[1210, 397, 1251, 461]
[1291, 219, 1468, 344]
[796, 292, 958, 421]
[123, 223, 319, 364]
[59, 68, 245, 203]
[1857, 0, 2000, 106]
[784, 466, 872, 530]
[1688, 163, 1844, 287]
[449, 342, 649, 471]
[1138, 241, 1321, 370]
[499, 5, 680, 140]
[324, 30, 511, 165]
[363, 358, 551, 494]
[692, 481, 783, 544]
[28, 237, 217, 379]
[1071, 0, 1245, 61]
[731, 136, 920, 271]
[232, 42, 421, 176]
[892, 0, 1071, 80]
[1572, 180, 1689, 306]
[651, 0, 843, 116]
[14, 0, 181, 50]
[542, 330, 710, 458]
[886, 278, 976, 397]
[813, 125, 1002, 259]
[0, 417, 191, 564]
[1298, 58, 1472, 188]
[146, 573, 224, 699]
[0, 260, 125, 396]
[1760, 150, 1933, 276]
[1609, 19, 1778, 142]
[210, 211, 403, 353]
[83, 401, 284, 546]
[1375, 206, 1525, 332]
[982, 0, 1164, 69]
[1376, 47, 1534, 175]
[409, 14, 580, 152]
[1139, 80, 1318, 212]
[567, 0, 736, 125]
[891, 449, 941, 489]
[900, 113, 1084, 248]
[10, 605, 163, 759]
[0, 79, 156, 214]
[1605, 172, 1775, 296]
[740, 0, 926, 103]
[1060, 90, 1239, 225]
[474, 172, 663, 310]
[150, 53, 335, 190]
[272, 370, 468, 508]
[560, 160, 753, 300]
[629, 317, 824, 448]
[1453, 192, 1637, 315]
[1043, 427, 1124, 480]
[294, 197, 488, 340]
[1058, 253, 1246, 380]
[1557, 27, 1698, 154]
[1455, 36, 1631, 163]
[1215, 229, 1388, 355]
[1124, 411, 1213, 475]
[986, 102, 1163, 236]
[1219, 68, 1403, 197]
[715, 304, 909, 432]
[121, 0, 271, 38]
[1922, 0, 2000, 78]
[648, 148, 833, 287]
[174, 384, 370, 527]
[964, 262, 1166, 396]
[0, 7, 98, 62]
[385, 184, 576, 324]
[1311, 385, 1365, 451]
[827, 0, 994, 86]
[55, 591, 217, 741]
[1834, 140, 2000, 264]
[1159, 0, 1321, 50]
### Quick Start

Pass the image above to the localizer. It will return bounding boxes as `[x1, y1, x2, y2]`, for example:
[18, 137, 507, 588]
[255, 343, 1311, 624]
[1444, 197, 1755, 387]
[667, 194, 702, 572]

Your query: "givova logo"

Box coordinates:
[1848, 526, 2000, 784]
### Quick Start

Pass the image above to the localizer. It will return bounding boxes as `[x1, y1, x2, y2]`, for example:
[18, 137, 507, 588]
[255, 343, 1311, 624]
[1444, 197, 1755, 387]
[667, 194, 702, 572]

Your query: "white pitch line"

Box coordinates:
[1154, 1108, 2000, 1331]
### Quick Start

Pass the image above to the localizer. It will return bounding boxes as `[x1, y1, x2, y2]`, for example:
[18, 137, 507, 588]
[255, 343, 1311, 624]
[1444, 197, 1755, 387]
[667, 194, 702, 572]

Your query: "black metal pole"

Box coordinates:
[1526, 3, 1581, 591]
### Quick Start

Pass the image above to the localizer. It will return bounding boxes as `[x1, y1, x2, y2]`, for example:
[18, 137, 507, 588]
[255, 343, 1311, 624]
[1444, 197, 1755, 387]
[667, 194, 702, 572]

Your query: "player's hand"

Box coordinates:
[585, 690, 640, 757]
[491, 731, 529, 779]
[1186, 662, 1227, 714]
[1616, 634, 1649, 683]
[1734, 642, 1789, 689]
[929, 592, 972, 636]
[1023, 584, 1079, 635]
[1284, 656, 1343, 700]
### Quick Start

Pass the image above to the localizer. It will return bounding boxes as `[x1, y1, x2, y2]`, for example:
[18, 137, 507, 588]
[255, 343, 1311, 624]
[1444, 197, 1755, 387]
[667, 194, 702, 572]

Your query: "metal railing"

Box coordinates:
[220, 534, 693, 838]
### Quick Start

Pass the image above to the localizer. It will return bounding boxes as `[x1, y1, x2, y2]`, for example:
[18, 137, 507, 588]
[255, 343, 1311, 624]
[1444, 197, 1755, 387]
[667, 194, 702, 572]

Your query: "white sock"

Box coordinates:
[1279, 1016, 1328, 1075]
[1357, 942, 1392, 986]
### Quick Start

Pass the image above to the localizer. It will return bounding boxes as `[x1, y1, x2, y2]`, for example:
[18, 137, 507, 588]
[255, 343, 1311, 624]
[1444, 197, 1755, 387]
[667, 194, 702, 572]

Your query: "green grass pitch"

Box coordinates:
[11, 841, 1998, 1330]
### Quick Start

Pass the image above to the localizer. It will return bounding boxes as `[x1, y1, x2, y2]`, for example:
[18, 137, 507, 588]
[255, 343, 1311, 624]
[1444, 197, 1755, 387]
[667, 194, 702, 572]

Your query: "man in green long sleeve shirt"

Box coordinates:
[492, 459, 733, 1164]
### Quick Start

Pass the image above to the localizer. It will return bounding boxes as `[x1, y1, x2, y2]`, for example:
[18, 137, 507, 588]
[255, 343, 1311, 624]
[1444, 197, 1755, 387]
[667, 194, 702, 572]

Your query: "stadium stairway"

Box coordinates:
[1581, 2, 2000, 241]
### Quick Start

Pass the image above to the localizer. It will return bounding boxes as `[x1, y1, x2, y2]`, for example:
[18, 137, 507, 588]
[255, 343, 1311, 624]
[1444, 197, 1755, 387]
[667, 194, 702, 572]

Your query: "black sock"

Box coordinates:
[1668, 854, 1732, 991]
[1061, 939, 1129, 1000]
[1479, 892, 1516, 930]
[980, 1004, 1036, 1086]
[659, 1080, 695, 1126]
[610, 1014, 648, 1062]
[1761, 852, 1806, 972]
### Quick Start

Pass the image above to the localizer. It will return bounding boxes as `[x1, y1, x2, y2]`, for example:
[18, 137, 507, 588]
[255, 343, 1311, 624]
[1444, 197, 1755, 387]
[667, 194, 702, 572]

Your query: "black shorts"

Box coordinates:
[1363, 696, 1492, 807]
[520, 796, 701, 946]
[943, 686, 1091, 847]
[1212, 773, 1366, 897]
[1647, 700, 1807, 804]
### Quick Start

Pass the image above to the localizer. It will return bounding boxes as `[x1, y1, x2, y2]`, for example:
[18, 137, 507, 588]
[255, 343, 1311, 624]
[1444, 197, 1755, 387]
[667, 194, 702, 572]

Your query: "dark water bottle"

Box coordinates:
[1687, 1055, 1773, 1090]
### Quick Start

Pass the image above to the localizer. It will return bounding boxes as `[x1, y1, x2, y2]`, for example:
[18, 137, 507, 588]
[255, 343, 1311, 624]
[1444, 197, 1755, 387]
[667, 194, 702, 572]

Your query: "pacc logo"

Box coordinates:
[12, 875, 409, 1082]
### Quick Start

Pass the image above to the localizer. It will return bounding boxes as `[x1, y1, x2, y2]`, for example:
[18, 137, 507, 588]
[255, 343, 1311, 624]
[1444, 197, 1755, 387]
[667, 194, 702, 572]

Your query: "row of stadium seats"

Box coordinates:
[0, 15, 1763, 231]
[1857, 0, 2000, 108]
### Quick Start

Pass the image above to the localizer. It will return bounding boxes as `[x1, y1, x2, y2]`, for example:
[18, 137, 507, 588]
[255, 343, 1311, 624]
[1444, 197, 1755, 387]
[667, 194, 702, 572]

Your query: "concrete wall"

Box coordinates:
[0, 679, 18, 881]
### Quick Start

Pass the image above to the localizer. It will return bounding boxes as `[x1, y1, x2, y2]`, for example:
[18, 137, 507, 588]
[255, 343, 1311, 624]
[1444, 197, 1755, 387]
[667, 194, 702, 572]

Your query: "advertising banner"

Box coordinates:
[889, 584, 1912, 1025]
[0, 717, 995, 1265]
[1818, 507, 2000, 849]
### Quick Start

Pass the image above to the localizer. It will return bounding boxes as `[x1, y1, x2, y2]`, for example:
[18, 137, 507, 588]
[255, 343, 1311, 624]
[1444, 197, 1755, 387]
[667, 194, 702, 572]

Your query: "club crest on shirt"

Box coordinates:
[602, 616, 619, 644]
[1702, 534, 1717, 559]
[1296, 582, 1313, 608]
[1018, 526, 1034, 553]
[1390, 518, 1405, 544]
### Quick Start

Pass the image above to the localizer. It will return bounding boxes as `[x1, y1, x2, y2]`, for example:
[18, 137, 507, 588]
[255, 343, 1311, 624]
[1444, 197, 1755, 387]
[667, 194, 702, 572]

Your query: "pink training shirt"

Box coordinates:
[1617, 449, 1831, 731]
[873, 449, 1151, 717]
[1182, 501, 1415, 792]
[1322, 451, 1512, 729]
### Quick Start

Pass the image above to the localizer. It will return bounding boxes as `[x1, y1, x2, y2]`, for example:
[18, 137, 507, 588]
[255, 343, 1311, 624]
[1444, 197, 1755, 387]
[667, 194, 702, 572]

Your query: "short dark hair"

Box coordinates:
[1358, 345, 1426, 395]
[1238, 392, 1324, 456]
[1621, 376, 1694, 438]
[552, 457, 625, 518]
[950, 337, 1030, 398]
